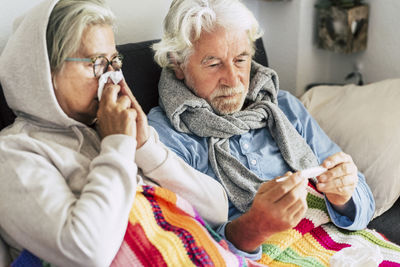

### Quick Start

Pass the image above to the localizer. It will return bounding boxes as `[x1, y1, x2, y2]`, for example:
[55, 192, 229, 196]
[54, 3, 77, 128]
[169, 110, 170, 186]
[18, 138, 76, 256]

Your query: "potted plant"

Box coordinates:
[315, 0, 369, 53]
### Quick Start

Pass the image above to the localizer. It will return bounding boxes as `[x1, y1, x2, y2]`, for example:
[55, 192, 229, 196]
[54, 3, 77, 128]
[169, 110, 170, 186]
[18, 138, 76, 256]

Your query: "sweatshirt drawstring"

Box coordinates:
[71, 125, 84, 152]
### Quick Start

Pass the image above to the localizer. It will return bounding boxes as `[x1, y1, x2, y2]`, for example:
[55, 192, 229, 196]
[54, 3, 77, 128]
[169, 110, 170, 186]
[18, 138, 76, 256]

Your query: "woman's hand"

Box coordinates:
[119, 79, 149, 149]
[317, 152, 358, 207]
[96, 81, 137, 139]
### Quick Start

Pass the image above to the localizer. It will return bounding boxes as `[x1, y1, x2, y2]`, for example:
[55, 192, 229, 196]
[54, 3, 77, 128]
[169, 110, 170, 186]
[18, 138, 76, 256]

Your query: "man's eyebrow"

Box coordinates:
[201, 51, 251, 64]
[238, 51, 251, 57]
[201, 56, 219, 64]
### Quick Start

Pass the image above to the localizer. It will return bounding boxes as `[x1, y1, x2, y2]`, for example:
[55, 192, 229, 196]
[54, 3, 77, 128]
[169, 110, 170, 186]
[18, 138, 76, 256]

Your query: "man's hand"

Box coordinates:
[317, 151, 358, 207]
[96, 81, 137, 139]
[225, 172, 308, 252]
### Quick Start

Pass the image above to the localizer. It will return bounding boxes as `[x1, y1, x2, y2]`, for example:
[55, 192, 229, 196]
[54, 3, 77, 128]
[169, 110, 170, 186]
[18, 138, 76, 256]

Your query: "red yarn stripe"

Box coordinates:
[124, 221, 167, 267]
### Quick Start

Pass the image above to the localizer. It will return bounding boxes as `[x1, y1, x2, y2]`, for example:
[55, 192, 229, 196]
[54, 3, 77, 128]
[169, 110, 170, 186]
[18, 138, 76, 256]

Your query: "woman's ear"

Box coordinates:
[51, 73, 58, 91]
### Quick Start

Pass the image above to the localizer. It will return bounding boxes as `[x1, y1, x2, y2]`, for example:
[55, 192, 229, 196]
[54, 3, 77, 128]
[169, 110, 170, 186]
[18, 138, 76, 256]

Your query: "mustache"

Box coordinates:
[210, 84, 246, 98]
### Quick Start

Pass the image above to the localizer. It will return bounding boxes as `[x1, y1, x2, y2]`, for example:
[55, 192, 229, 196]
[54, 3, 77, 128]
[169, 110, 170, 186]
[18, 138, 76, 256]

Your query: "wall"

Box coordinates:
[357, 0, 400, 84]
[253, 0, 352, 95]
[253, 0, 400, 95]
[1, 0, 399, 96]
[0, 0, 172, 53]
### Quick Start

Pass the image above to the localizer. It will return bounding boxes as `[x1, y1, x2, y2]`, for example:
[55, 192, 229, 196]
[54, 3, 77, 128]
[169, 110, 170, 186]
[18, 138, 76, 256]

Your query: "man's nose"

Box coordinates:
[220, 64, 238, 87]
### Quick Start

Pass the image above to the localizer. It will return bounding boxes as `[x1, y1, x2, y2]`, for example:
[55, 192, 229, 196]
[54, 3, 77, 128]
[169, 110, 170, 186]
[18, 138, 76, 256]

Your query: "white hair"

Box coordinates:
[153, 0, 263, 69]
[46, 0, 116, 73]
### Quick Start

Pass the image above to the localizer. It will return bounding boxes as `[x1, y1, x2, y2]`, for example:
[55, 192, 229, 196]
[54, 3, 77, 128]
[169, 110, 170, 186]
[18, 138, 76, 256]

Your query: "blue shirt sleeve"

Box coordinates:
[278, 91, 375, 230]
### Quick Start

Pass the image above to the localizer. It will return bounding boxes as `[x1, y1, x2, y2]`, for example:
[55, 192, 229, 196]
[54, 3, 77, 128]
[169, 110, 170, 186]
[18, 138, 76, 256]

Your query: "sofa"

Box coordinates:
[0, 39, 398, 263]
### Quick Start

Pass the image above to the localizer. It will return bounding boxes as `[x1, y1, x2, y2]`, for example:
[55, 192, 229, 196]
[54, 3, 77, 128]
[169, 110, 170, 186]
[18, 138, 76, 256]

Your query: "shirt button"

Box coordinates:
[243, 143, 249, 150]
[250, 159, 257, 165]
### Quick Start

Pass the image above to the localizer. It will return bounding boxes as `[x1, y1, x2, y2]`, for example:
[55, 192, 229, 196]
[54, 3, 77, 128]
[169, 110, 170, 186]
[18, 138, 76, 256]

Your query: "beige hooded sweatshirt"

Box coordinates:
[0, 0, 228, 266]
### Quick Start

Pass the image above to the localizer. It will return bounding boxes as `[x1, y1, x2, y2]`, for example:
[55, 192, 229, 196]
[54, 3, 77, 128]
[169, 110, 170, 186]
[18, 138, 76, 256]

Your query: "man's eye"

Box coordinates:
[208, 63, 220, 68]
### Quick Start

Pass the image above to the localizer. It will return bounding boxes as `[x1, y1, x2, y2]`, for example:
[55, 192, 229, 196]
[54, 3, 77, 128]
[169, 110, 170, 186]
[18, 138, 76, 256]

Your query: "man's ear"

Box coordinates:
[170, 53, 185, 80]
[173, 65, 185, 80]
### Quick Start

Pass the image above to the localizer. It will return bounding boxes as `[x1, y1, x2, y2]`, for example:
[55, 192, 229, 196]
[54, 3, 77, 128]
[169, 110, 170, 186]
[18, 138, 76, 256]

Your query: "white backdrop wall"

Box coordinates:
[1, 0, 399, 96]
[0, 0, 172, 52]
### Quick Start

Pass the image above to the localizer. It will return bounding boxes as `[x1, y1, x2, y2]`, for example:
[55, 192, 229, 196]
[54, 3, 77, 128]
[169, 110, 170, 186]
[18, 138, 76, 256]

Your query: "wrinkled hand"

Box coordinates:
[225, 172, 308, 252]
[118, 79, 149, 149]
[96, 79, 149, 148]
[317, 151, 358, 207]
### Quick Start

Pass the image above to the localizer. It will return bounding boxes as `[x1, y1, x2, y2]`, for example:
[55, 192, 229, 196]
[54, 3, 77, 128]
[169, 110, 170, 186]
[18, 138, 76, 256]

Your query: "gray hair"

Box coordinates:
[153, 0, 262, 69]
[46, 0, 116, 73]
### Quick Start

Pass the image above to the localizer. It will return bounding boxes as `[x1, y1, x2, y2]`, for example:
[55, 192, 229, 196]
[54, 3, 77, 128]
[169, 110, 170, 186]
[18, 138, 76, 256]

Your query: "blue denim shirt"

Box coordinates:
[148, 90, 375, 260]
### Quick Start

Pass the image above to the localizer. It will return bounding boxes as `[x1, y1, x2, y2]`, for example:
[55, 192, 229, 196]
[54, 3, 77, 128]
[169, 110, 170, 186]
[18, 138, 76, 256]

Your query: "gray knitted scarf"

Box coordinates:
[159, 61, 319, 212]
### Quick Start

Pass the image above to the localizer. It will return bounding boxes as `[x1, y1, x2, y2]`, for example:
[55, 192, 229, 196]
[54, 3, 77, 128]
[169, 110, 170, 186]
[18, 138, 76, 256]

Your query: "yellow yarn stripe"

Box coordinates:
[130, 191, 195, 267]
[290, 233, 335, 266]
[259, 230, 330, 266]
[264, 229, 302, 251]
[155, 192, 227, 267]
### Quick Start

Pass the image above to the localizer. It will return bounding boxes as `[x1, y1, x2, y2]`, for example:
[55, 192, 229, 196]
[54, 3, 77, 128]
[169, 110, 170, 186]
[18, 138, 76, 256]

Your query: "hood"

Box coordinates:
[0, 0, 82, 128]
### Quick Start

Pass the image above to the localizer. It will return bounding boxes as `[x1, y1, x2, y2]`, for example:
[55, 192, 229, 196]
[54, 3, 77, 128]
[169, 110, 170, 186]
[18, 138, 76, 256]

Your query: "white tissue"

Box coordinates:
[330, 244, 383, 267]
[276, 166, 327, 182]
[300, 166, 327, 179]
[97, 70, 124, 100]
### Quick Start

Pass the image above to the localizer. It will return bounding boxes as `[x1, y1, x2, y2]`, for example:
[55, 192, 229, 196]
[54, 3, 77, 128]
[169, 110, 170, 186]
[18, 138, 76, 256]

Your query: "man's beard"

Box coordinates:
[184, 71, 248, 115]
[206, 84, 247, 115]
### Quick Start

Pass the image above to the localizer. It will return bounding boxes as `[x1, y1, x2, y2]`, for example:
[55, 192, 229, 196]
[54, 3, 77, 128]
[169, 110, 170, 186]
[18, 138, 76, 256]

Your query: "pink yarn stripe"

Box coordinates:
[380, 261, 400, 267]
[309, 226, 351, 251]
[294, 218, 315, 235]
[111, 241, 144, 267]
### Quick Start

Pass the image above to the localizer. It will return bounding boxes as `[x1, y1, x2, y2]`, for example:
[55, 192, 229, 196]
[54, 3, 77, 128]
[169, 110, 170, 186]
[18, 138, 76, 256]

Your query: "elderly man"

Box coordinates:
[148, 0, 374, 260]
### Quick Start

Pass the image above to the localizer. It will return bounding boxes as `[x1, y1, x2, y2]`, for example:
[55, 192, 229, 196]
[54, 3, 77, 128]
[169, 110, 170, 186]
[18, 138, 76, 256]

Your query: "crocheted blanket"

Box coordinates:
[257, 182, 400, 266]
[11, 183, 400, 267]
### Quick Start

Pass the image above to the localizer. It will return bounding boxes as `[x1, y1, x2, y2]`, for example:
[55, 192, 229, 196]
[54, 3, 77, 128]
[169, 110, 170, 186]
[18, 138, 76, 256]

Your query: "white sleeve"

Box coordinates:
[136, 127, 228, 228]
[0, 134, 138, 267]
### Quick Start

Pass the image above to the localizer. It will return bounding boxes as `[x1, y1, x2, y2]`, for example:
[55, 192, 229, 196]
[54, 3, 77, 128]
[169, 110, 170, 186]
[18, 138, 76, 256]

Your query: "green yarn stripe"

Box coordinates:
[262, 243, 325, 267]
[307, 193, 328, 213]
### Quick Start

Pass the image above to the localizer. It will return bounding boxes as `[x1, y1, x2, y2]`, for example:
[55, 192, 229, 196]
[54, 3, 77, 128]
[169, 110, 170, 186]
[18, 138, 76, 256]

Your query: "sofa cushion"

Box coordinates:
[300, 79, 400, 218]
[117, 40, 162, 114]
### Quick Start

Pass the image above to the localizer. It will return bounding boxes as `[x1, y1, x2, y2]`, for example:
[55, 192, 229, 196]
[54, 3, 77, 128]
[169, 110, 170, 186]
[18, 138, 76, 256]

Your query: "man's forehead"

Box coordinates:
[193, 28, 252, 61]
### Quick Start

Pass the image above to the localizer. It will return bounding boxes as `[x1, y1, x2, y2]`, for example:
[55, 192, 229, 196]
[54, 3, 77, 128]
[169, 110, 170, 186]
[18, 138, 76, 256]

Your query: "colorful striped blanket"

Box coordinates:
[11, 183, 400, 266]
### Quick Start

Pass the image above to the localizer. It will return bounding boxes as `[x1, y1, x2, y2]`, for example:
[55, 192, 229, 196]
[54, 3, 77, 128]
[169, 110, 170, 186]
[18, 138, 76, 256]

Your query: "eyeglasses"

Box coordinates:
[65, 54, 123, 78]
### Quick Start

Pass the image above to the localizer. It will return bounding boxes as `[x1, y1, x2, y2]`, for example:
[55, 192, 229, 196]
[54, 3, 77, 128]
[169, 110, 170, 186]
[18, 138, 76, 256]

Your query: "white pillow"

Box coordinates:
[300, 79, 400, 217]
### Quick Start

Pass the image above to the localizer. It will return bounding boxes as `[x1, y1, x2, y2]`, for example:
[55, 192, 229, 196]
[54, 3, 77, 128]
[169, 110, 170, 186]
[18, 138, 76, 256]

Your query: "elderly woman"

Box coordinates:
[0, 0, 228, 266]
